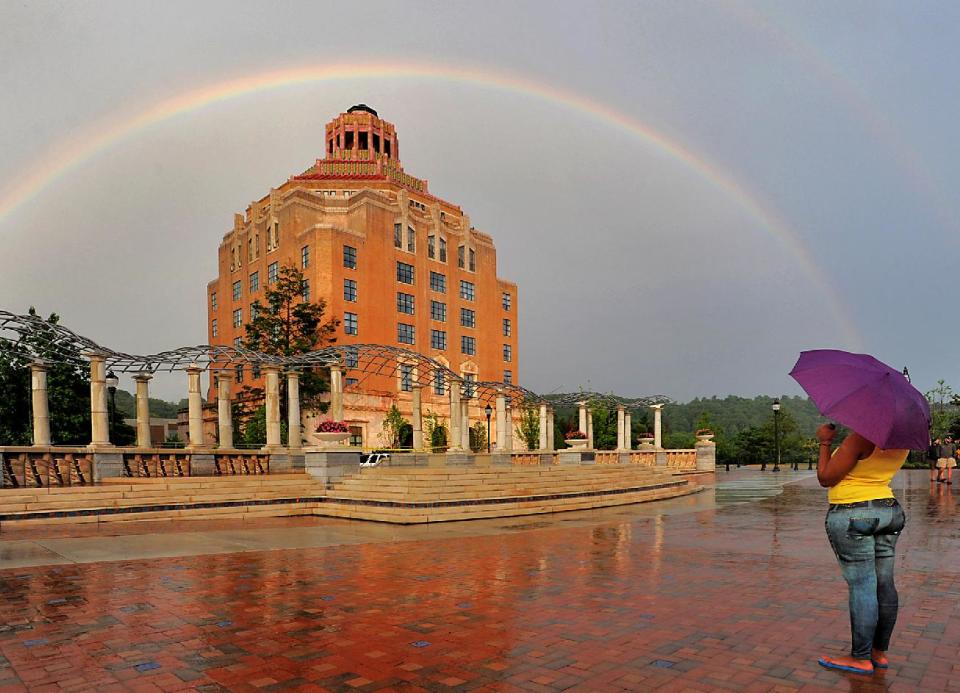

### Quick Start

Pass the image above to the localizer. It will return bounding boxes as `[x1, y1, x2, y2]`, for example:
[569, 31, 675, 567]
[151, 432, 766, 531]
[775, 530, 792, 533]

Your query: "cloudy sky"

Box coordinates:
[2, 1, 958, 402]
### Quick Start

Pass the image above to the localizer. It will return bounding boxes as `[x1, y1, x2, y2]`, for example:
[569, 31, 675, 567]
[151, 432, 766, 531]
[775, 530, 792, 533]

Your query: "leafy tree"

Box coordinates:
[469, 420, 487, 452]
[423, 410, 448, 451]
[588, 405, 618, 450]
[0, 308, 111, 445]
[241, 405, 288, 447]
[516, 405, 540, 451]
[382, 403, 408, 448]
[242, 265, 339, 415]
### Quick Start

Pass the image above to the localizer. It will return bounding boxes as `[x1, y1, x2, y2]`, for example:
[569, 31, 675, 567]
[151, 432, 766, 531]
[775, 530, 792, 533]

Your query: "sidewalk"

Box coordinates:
[0, 470, 954, 691]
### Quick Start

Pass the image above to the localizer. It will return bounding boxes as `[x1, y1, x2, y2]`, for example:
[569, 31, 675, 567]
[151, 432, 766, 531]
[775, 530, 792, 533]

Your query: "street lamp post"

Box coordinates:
[772, 399, 781, 473]
[484, 404, 492, 453]
[106, 370, 119, 442]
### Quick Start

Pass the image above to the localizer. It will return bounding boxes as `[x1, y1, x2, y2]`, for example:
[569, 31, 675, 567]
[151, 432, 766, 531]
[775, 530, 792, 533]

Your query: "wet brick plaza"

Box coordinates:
[0, 470, 956, 692]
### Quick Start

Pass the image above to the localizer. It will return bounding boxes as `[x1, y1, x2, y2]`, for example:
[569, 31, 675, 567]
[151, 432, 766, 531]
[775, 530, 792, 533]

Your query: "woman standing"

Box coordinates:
[816, 424, 907, 675]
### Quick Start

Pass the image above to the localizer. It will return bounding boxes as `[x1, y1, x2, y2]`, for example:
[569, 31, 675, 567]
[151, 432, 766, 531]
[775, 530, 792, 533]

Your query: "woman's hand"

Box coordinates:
[816, 423, 837, 445]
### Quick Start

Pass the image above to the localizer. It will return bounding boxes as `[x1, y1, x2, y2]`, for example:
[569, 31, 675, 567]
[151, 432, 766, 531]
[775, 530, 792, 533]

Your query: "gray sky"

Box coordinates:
[2, 1, 958, 402]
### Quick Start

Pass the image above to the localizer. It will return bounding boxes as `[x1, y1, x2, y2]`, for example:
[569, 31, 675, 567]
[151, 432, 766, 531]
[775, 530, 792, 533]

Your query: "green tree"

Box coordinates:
[516, 405, 540, 451]
[242, 265, 339, 416]
[589, 405, 618, 450]
[423, 410, 448, 451]
[0, 308, 114, 445]
[469, 420, 487, 452]
[382, 403, 408, 448]
[241, 405, 288, 447]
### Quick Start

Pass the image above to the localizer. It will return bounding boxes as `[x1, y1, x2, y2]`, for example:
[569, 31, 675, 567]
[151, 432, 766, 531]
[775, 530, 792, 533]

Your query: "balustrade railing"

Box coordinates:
[666, 450, 697, 468]
[1, 449, 93, 488]
[214, 452, 269, 475]
[629, 451, 658, 466]
[124, 452, 191, 478]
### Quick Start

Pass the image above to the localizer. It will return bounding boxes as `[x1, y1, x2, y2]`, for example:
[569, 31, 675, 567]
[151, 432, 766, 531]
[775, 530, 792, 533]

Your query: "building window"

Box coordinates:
[504, 370, 513, 384]
[502, 292, 512, 310]
[210, 292, 217, 310]
[439, 237, 447, 263]
[302, 279, 310, 301]
[344, 278, 357, 302]
[427, 234, 435, 259]
[236, 364, 244, 383]
[248, 237, 255, 262]
[434, 369, 445, 395]
[268, 262, 278, 284]
[250, 303, 259, 320]
[249, 272, 259, 293]
[344, 312, 358, 335]
[397, 261, 414, 284]
[458, 245, 465, 268]
[469, 248, 476, 272]
[503, 318, 511, 336]
[400, 363, 413, 392]
[301, 245, 310, 269]
[394, 222, 402, 249]
[211, 319, 218, 337]
[232, 280, 241, 300]
[460, 308, 476, 328]
[345, 347, 359, 368]
[233, 337, 242, 347]
[461, 335, 476, 356]
[463, 373, 477, 399]
[397, 323, 415, 345]
[346, 378, 359, 388]
[429, 271, 446, 293]
[348, 425, 362, 445]
[431, 329, 447, 350]
[252, 364, 261, 379]
[503, 344, 512, 362]
[407, 225, 416, 253]
[232, 308, 242, 328]
[343, 245, 357, 269]
[430, 300, 446, 322]
[397, 292, 415, 315]
[460, 280, 475, 301]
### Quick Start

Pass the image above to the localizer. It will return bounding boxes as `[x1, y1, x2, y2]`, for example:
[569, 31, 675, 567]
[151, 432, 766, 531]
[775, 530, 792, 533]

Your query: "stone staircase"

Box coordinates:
[0, 474, 326, 527]
[319, 465, 701, 523]
[0, 466, 704, 527]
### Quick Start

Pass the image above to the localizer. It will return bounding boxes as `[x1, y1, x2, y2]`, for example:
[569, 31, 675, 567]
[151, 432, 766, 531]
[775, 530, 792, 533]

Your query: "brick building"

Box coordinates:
[206, 105, 518, 447]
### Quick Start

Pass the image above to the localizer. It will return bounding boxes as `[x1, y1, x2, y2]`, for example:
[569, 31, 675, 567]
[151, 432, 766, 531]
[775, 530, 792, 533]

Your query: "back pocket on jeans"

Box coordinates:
[848, 517, 879, 537]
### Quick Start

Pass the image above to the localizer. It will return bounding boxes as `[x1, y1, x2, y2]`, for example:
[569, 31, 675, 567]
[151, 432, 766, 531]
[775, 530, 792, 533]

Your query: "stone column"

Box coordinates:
[412, 385, 423, 450]
[578, 402, 587, 435]
[495, 394, 506, 450]
[287, 370, 302, 451]
[587, 410, 594, 449]
[85, 352, 111, 448]
[262, 366, 282, 450]
[330, 365, 344, 421]
[624, 411, 632, 450]
[216, 371, 233, 448]
[504, 403, 513, 452]
[538, 403, 548, 451]
[652, 404, 664, 449]
[546, 408, 555, 451]
[461, 400, 470, 451]
[448, 381, 462, 451]
[185, 365, 206, 449]
[616, 406, 626, 451]
[132, 372, 153, 448]
[30, 361, 51, 447]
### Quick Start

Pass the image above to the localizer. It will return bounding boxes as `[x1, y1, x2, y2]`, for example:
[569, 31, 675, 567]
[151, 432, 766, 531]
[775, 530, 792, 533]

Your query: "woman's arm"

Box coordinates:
[815, 424, 875, 488]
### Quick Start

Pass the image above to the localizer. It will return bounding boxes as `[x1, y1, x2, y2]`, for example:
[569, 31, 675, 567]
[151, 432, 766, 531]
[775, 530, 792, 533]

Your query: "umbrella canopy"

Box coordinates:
[789, 349, 930, 450]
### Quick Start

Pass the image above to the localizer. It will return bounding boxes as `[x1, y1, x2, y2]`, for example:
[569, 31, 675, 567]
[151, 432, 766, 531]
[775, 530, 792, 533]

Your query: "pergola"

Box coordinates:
[0, 309, 671, 451]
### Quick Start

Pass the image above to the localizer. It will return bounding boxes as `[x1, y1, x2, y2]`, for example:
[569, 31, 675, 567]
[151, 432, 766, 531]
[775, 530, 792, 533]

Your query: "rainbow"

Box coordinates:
[0, 60, 862, 347]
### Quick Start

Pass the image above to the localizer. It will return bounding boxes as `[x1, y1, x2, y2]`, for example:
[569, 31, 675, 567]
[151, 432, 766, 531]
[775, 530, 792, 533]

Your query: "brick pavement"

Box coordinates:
[0, 470, 957, 692]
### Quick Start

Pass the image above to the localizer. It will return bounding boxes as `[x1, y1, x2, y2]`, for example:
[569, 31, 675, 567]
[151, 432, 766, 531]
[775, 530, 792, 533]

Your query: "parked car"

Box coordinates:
[360, 451, 390, 467]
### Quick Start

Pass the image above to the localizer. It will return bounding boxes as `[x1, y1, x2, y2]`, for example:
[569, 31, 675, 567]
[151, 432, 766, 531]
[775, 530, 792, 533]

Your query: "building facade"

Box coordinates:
[206, 105, 518, 447]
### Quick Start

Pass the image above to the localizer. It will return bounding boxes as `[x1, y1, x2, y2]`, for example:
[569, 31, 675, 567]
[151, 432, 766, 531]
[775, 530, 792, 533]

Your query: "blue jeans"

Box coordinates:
[824, 499, 905, 659]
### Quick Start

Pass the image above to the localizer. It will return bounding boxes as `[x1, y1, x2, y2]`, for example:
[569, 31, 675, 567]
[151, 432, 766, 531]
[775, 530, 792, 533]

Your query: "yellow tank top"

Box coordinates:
[828, 447, 908, 504]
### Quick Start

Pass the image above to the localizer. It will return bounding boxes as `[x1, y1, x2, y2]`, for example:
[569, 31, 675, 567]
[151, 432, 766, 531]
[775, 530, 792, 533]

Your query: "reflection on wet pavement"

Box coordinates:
[0, 470, 955, 691]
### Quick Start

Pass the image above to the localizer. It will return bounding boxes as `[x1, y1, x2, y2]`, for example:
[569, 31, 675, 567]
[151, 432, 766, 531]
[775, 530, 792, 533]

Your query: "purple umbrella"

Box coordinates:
[789, 349, 930, 450]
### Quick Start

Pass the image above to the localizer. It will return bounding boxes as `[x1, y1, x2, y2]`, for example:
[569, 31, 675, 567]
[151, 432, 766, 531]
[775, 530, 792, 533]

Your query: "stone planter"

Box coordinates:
[565, 438, 588, 450]
[316, 431, 351, 448]
[696, 434, 715, 444]
[639, 437, 655, 448]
